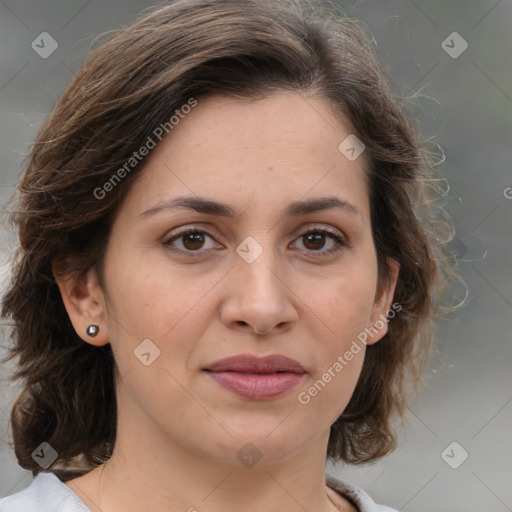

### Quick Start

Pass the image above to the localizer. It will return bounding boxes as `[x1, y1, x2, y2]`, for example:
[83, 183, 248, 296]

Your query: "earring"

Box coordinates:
[86, 325, 99, 337]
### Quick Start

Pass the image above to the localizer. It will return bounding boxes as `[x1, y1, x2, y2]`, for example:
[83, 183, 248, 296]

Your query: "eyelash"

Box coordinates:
[162, 226, 346, 257]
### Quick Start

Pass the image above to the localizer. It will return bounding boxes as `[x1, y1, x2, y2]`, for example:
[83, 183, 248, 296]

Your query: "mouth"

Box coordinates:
[205, 353, 305, 373]
[203, 354, 306, 400]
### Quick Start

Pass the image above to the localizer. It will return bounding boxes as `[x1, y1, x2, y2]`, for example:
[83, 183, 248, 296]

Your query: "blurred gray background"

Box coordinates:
[0, 1, 511, 511]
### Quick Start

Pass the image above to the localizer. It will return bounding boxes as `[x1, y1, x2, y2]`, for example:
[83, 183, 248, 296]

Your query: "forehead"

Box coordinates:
[162, 92, 361, 164]
[121, 92, 371, 222]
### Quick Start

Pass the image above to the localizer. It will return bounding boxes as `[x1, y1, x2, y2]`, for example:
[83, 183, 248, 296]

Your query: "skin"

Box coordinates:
[56, 91, 399, 512]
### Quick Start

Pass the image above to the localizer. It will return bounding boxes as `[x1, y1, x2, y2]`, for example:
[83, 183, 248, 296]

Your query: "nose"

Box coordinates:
[220, 245, 298, 337]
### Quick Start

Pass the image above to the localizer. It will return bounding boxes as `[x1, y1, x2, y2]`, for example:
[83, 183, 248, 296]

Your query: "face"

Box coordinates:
[61, 92, 398, 467]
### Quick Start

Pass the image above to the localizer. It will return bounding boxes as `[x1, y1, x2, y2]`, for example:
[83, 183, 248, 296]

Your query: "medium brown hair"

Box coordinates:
[1, 0, 453, 478]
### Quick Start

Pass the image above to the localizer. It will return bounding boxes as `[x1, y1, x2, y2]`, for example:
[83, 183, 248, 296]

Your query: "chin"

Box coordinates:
[201, 423, 316, 467]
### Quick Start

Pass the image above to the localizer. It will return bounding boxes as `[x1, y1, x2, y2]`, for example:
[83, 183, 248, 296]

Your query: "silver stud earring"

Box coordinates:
[86, 325, 99, 337]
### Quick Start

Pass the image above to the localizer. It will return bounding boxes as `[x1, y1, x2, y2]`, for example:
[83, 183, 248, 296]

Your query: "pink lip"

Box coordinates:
[204, 354, 306, 400]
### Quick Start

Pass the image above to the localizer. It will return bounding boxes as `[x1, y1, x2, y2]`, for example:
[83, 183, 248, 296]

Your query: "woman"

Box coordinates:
[0, 0, 450, 510]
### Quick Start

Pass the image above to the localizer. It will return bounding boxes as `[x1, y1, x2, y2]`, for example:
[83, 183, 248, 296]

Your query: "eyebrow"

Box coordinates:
[139, 195, 362, 219]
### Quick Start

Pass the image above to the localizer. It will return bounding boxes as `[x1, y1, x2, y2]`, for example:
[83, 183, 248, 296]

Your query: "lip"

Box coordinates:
[204, 354, 306, 400]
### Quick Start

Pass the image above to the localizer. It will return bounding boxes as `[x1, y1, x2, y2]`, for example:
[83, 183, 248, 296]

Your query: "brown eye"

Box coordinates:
[182, 231, 206, 250]
[303, 232, 327, 251]
[293, 229, 345, 256]
[163, 229, 217, 254]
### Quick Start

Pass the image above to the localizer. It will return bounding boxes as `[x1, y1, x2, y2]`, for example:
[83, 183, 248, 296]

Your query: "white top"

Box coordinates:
[0, 472, 398, 512]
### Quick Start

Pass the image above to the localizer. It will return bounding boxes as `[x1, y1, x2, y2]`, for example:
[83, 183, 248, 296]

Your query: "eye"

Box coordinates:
[292, 228, 346, 256]
[162, 226, 346, 257]
[163, 228, 218, 255]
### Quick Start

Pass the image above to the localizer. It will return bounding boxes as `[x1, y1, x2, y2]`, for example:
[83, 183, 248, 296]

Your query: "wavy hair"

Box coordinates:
[1, 0, 455, 478]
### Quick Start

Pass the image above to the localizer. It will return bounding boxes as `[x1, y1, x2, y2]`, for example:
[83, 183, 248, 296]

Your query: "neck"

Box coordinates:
[65, 386, 353, 512]
[66, 435, 351, 512]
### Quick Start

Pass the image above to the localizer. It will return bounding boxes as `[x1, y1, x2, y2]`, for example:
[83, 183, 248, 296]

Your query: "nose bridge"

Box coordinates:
[224, 232, 297, 334]
[235, 233, 284, 300]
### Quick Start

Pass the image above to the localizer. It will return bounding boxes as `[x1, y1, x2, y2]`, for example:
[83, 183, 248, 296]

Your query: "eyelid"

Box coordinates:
[295, 224, 346, 242]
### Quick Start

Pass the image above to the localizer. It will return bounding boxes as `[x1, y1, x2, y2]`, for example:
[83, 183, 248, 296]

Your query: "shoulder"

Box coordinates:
[326, 473, 398, 512]
[0, 472, 90, 512]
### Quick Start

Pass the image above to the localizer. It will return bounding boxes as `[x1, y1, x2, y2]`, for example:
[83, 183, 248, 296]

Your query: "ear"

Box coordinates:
[53, 260, 109, 346]
[366, 257, 400, 346]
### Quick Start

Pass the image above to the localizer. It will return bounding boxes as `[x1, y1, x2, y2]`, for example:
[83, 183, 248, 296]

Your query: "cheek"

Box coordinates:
[308, 263, 378, 341]
[293, 268, 376, 401]
[297, 318, 367, 428]
[102, 251, 213, 371]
